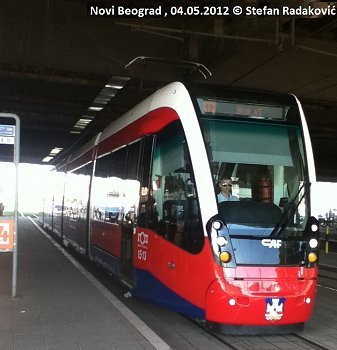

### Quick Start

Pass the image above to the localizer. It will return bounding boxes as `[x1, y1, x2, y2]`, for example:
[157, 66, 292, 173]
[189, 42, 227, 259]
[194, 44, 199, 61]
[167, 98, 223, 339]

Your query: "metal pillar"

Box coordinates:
[0, 113, 20, 297]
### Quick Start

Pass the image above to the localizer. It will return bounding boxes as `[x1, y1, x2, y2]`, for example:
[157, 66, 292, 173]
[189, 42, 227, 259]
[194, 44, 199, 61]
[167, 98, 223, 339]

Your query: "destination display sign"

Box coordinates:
[197, 98, 288, 120]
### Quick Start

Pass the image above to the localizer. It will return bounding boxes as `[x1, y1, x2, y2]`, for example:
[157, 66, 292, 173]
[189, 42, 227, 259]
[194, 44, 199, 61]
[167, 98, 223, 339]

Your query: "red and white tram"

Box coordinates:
[40, 81, 319, 333]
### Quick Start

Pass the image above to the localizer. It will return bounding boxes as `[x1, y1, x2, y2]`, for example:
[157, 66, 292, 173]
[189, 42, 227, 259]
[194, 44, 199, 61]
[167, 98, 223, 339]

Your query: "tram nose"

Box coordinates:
[205, 275, 317, 325]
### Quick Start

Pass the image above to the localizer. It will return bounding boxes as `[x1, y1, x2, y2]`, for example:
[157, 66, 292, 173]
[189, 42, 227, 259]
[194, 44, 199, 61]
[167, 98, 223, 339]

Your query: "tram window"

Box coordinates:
[73, 162, 93, 176]
[149, 121, 204, 254]
[64, 162, 92, 222]
[95, 147, 127, 179]
[202, 120, 304, 198]
[201, 118, 308, 232]
[126, 142, 141, 180]
[92, 143, 142, 224]
[92, 147, 128, 223]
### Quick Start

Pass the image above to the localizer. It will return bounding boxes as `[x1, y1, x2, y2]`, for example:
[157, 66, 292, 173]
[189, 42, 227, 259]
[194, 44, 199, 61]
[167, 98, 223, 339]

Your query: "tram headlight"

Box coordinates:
[212, 220, 223, 231]
[219, 251, 231, 263]
[306, 216, 320, 235]
[309, 238, 318, 249]
[311, 223, 318, 233]
[308, 252, 318, 263]
[216, 236, 228, 247]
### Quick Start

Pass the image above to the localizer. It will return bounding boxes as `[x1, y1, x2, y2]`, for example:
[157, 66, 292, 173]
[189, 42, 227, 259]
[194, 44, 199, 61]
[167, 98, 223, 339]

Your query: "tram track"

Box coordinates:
[318, 273, 337, 281]
[293, 333, 332, 350]
[318, 262, 337, 292]
[187, 318, 243, 350]
[189, 318, 331, 350]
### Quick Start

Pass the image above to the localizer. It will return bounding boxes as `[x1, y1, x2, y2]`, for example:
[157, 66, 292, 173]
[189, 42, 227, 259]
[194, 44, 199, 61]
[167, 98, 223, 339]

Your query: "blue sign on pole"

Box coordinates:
[0, 125, 15, 144]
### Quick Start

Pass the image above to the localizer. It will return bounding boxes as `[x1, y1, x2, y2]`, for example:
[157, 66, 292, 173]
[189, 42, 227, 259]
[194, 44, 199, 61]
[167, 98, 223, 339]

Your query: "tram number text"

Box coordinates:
[137, 249, 147, 261]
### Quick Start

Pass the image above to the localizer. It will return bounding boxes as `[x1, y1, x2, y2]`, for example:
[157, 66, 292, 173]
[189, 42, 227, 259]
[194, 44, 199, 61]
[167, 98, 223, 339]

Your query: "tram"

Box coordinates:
[40, 81, 319, 334]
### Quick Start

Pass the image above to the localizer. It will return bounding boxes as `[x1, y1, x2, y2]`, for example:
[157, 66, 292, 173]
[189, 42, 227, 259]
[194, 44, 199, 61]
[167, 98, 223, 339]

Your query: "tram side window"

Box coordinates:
[92, 143, 142, 224]
[92, 147, 127, 223]
[64, 163, 92, 222]
[149, 121, 204, 254]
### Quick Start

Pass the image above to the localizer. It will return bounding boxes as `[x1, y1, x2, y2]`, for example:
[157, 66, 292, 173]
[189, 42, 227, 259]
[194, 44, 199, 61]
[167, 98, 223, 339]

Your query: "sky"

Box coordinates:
[0, 162, 336, 217]
[311, 182, 337, 217]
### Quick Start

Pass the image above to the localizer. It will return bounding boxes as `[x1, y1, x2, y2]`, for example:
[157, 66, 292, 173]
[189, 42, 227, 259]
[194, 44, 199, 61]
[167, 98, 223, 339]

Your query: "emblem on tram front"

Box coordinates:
[265, 297, 285, 321]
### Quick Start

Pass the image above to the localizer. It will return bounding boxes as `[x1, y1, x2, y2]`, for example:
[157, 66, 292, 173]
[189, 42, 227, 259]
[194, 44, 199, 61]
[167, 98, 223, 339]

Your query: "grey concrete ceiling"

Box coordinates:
[0, 0, 336, 180]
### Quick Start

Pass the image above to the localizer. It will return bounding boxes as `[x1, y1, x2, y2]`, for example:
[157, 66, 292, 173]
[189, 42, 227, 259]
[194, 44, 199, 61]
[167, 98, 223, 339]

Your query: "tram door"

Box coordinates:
[121, 141, 143, 282]
[121, 216, 134, 282]
[121, 137, 154, 283]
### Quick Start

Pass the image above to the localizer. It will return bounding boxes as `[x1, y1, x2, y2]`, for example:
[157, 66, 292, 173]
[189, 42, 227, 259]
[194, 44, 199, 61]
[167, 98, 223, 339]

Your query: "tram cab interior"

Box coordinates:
[199, 108, 310, 237]
[212, 161, 307, 235]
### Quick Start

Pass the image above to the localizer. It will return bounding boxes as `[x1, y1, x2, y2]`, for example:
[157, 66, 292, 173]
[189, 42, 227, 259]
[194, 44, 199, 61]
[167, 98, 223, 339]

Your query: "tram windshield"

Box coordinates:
[199, 115, 309, 240]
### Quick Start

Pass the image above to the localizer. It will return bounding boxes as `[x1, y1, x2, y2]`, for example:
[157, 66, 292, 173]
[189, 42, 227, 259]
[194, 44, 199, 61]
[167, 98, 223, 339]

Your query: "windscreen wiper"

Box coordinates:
[270, 182, 310, 239]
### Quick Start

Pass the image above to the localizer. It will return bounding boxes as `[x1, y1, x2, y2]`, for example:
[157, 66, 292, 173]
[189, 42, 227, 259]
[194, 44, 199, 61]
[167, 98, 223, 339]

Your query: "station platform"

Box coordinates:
[0, 217, 169, 350]
[1, 216, 337, 350]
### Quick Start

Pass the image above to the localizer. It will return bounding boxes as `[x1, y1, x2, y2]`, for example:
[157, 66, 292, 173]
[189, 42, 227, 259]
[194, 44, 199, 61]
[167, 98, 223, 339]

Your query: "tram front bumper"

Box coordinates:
[205, 277, 317, 325]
